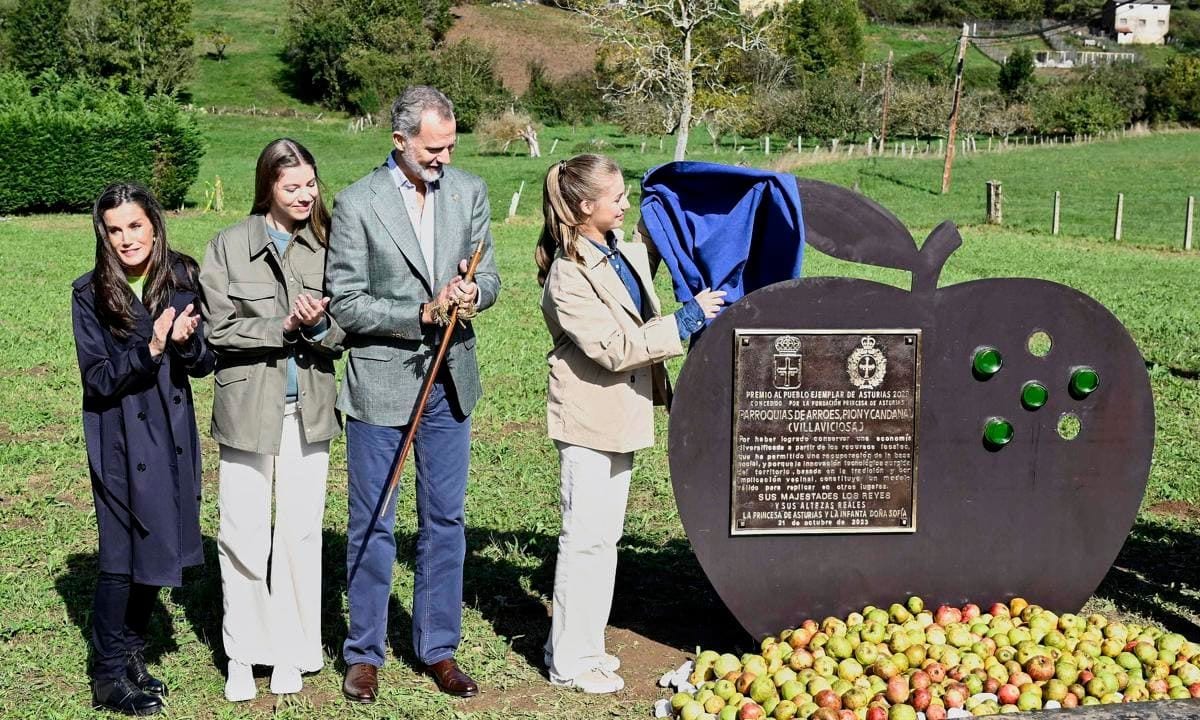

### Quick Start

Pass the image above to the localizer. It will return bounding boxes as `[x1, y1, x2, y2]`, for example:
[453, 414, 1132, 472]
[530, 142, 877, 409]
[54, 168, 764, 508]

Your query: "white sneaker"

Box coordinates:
[224, 659, 256, 702]
[544, 652, 620, 673]
[551, 667, 625, 694]
[270, 665, 303, 695]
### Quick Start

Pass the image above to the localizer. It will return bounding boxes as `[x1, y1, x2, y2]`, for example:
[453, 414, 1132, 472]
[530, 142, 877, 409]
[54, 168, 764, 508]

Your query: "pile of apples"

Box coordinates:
[666, 597, 1200, 719]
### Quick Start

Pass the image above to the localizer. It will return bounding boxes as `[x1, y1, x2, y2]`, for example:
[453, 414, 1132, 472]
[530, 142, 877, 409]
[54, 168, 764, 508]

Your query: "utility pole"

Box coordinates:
[879, 51, 893, 153]
[941, 23, 970, 195]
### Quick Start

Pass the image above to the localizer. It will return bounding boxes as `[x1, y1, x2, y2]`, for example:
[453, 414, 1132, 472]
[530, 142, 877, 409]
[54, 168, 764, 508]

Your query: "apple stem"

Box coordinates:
[911, 221, 963, 294]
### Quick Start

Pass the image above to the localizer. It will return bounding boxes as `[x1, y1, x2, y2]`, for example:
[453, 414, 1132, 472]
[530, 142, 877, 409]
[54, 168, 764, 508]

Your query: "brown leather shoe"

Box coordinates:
[425, 658, 479, 698]
[342, 663, 378, 703]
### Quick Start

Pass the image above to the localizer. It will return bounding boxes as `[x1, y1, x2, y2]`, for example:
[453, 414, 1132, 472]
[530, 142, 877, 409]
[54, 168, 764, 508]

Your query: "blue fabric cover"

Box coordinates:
[639, 161, 806, 310]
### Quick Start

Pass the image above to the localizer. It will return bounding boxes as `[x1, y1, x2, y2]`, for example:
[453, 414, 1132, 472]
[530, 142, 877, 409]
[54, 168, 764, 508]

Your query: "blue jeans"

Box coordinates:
[342, 381, 471, 667]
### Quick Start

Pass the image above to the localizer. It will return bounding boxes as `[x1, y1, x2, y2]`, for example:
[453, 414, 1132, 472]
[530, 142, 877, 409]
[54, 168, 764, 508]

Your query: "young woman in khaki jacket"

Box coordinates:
[199, 139, 344, 700]
[536, 154, 725, 693]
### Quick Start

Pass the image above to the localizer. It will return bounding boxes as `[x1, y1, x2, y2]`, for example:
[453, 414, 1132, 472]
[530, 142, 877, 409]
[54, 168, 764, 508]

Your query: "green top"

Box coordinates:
[127, 274, 146, 301]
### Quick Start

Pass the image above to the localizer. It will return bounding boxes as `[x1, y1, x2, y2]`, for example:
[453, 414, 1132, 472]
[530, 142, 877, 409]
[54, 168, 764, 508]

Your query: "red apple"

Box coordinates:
[942, 687, 965, 708]
[866, 706, 887, 720]
[997, 684, 1020, 705]
[924, 662, 946, 683]
[912, 687, 932, 712]
[961, 604, 981, 622]
[935, 605, 961, 626]
[814, 689, 841, 710]
[1062, 692, 1079, 708]
[1026, 655, 1055, 682]
[925, 704, 947, 720]
[983, 677, 1000, 694]
[739, 703, 765, 720]
[910, 670, 931, 690]
[838, 711, 856, 720]
[989, 603, 1010, 618]
[1190, 683, 1200, 699]
[886, 675, 910, 704]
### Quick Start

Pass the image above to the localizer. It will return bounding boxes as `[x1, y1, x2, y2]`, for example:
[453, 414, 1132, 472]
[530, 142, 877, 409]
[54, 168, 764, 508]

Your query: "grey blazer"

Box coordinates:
[326, 163, 500, 426]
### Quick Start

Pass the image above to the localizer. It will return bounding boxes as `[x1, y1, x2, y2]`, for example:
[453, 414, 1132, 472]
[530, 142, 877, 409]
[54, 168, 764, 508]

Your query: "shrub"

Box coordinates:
[476, 109, 541, 154]
[424, 41, 512, 132]
[0, 73, 204, 213]
[1147, 55, 1200, 124]
[998, 48, 1035, 102]
[1032, 81, 1126, 135]
[521, 61, 607, 126]
[284, 0, 466, 116]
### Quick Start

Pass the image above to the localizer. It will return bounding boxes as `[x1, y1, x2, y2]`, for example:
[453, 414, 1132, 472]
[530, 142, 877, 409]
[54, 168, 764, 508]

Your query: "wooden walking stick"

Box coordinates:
[376, 239, 487, 520]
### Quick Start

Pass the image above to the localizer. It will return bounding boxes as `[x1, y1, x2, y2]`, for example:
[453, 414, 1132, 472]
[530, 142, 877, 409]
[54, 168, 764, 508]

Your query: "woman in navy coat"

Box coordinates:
[71, 183, 214, 716]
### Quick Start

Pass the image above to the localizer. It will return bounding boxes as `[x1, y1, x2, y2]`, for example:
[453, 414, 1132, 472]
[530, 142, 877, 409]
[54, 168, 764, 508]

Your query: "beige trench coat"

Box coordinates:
[541, 231, 682, 454]
[200, 214, 345, 455]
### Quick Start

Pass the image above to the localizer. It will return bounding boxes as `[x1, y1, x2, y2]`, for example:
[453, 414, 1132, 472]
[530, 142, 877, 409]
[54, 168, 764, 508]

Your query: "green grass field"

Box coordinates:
[1, 0, 1198, 715]
[1, 117, 1199, 717]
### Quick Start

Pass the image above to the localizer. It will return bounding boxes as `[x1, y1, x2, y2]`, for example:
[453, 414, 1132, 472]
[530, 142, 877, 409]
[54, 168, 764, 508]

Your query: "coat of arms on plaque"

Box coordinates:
[772, 336, 802, 389]
[847, 335, 887, 390]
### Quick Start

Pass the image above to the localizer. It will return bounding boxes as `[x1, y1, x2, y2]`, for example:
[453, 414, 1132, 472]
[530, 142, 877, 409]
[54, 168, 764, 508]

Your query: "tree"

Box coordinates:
[6, 0, 72, 76]
[998, 47, 1034, 102]
[774, 0, 865, 77]
[578, 0, 759, 161]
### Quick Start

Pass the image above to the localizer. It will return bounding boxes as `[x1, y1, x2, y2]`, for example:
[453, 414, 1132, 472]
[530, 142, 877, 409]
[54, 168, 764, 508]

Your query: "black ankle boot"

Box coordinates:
[93, 676, 163, 716]
[126, 651, 168, 697]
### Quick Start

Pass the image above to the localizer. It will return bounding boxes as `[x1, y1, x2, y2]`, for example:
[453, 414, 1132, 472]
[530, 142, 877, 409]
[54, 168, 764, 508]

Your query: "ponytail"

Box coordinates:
[536, 154, 623, 287]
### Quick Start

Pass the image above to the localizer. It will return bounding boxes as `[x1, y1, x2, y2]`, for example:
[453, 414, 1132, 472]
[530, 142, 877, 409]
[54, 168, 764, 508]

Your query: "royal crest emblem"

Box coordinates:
[847, 335, 887, 390]
[772, 336, 802, 390]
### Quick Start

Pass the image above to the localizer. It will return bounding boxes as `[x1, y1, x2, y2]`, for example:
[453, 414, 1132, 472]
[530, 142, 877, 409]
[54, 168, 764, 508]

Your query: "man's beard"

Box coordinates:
[399, 145, 443, 184]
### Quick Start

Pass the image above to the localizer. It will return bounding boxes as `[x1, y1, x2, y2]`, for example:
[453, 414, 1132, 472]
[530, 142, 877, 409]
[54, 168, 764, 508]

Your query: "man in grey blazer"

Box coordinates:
[326, 86, 500, 702]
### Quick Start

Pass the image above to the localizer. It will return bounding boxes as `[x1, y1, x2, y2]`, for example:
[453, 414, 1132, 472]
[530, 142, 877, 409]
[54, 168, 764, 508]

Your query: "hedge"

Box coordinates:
[0, 75, 204, 213]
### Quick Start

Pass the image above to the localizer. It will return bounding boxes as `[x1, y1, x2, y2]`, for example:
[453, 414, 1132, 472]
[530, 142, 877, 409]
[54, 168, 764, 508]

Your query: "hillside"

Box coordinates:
[445, 3, 598, 94]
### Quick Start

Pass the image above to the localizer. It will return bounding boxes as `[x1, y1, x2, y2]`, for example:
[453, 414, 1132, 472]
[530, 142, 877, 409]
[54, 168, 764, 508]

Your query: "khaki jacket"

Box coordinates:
[541, 231, 682, 454]
[200, 214, 345, 455]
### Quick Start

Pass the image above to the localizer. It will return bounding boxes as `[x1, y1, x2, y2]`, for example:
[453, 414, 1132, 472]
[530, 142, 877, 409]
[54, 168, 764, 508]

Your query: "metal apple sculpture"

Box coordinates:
[668, 180, 1155, 640]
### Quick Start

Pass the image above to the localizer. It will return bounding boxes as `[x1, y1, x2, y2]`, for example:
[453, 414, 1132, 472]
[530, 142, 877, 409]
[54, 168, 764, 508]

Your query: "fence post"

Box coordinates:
[1186, 196, 1195, 251]
[1052, 191, 1061, 236]
[1114, 193, 1124, 241]
[640, 141, 646, 154]
[986, 181, 1003, 225]
[764, 136, 770, 155]
[507, 180, 524, 220]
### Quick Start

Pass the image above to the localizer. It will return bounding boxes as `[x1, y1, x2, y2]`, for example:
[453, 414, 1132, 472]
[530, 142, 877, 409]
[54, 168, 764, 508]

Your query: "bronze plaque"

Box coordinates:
[731, 329, 921, 535]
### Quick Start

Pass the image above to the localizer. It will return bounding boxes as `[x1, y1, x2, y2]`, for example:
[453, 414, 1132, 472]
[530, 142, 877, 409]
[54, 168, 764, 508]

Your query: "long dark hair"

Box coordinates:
[250, 138, 331, 246]
[536, 154, 622, 287]
[91, 182, 196, 339]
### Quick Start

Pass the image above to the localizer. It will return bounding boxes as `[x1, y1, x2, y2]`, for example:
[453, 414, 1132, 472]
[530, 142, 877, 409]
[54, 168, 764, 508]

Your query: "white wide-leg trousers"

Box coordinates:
[217, 403, 328, 672]
[546, 441, 632, 683]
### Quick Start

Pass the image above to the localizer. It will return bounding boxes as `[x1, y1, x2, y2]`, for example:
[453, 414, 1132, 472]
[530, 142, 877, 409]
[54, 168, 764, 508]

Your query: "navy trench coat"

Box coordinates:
[71, 261, 215, 587]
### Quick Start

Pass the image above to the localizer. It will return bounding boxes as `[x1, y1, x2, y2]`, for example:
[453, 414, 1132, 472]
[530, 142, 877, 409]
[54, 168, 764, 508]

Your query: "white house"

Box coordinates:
[1104, 0, 1170, 45]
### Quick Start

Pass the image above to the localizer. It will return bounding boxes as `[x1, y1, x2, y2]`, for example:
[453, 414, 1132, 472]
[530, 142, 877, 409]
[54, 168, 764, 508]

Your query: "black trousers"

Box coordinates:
[91, 572, 158, 684]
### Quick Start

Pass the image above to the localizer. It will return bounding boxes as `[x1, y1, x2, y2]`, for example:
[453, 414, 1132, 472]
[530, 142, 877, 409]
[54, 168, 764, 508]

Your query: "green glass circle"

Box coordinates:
[973, 347, 1003, 378]
[983, 417, 1014, 447]
[1021, 381, 1048, 410]
[1069, 367, 1100, 399]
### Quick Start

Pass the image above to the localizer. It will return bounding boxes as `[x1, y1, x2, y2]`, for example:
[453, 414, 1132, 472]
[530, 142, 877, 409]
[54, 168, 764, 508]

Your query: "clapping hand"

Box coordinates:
[293, 293, 329, 327]
[150, 307, 177, 357]
[170, 304, 200, 344]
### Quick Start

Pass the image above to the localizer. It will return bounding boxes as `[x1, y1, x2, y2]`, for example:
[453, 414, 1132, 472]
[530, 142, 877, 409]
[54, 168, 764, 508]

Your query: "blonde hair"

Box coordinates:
[536, 153, 623, 286]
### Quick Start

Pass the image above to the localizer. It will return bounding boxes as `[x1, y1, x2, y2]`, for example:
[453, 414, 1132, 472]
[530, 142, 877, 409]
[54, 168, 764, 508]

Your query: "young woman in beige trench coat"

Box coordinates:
[535, 154, 725, 694]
